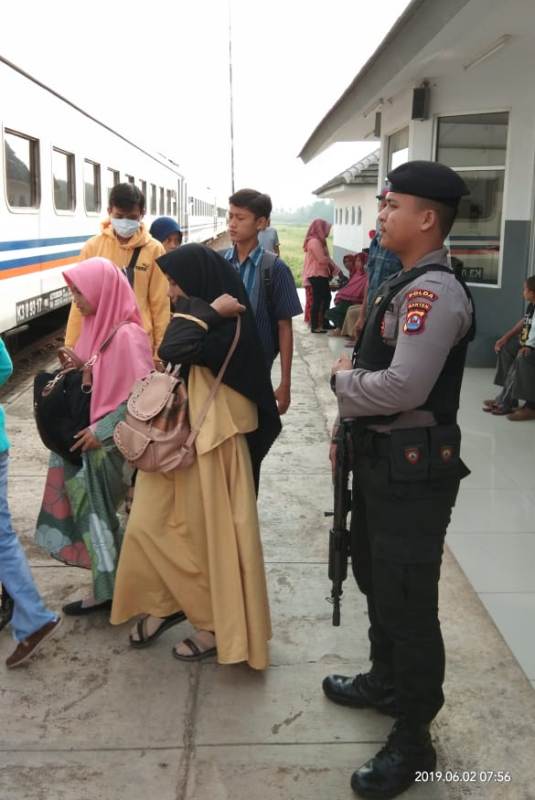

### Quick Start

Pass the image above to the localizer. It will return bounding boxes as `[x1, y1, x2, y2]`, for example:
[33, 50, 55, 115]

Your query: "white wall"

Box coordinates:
[329, 185, 377, 258]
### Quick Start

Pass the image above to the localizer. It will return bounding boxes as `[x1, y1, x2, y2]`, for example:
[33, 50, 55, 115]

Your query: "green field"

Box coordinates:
[276, 225, 308, 287]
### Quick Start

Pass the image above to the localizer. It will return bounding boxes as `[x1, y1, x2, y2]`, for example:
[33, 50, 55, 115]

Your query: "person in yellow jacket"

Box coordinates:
[65, 183, 169, 358]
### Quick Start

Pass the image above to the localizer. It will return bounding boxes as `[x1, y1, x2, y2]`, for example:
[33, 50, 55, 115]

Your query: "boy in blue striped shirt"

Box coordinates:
[224, 189, 302, 415]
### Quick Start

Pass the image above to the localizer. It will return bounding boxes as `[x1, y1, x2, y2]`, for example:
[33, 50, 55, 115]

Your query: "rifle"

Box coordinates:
[326, 419, 353, 626]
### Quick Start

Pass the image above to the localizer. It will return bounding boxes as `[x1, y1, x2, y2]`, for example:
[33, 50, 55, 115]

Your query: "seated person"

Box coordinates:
[484, 276, 535, 420]
[326, 252, 368, 335]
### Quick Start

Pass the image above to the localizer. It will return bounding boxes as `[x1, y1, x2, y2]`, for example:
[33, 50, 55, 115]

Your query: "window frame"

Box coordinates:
[51, 146, 76, 214]
[83, 158, 102, 216]
[3, 128, 41, 213]
[433, 109, 510, 289]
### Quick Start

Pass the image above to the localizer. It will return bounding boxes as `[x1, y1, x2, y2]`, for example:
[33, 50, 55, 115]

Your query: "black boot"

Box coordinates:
[322, 664, 398, 716]
[351, 718, 436, 799]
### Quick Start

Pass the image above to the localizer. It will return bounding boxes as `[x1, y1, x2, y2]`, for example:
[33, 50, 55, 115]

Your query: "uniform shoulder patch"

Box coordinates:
[406, 288, 439, 303]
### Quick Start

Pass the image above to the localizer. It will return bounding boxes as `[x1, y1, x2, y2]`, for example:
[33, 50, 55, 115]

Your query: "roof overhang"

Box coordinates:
[299, 0, 472, 162]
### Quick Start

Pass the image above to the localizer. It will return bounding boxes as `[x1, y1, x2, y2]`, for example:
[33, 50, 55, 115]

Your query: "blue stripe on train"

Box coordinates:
[0, 235, 90, 253]
[0, 249, 82, 271]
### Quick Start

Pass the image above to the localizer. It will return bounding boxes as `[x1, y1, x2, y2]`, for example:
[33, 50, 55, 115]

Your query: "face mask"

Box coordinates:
[111, 217, 140, 238]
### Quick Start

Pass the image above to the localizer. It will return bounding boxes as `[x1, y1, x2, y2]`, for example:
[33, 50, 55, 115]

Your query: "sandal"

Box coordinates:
[129, 610, 187, 649]
[172, 632, 217, 662]
[491, 404, 513, 416]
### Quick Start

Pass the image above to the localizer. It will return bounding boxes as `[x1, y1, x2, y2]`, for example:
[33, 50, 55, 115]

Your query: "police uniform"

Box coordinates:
[324, 161, 475, 799]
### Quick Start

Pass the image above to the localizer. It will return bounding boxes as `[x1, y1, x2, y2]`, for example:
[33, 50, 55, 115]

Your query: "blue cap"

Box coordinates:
[149, 216, 182, 243]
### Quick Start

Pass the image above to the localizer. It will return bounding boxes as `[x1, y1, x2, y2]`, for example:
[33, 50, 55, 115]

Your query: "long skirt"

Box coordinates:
[35, 408, 131, 602]
[111, 433, 272, 670]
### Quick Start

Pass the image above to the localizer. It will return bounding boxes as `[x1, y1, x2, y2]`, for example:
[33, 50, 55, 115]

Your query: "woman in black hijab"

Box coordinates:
[111, 245, 278, 669]
[157, 244, 281, 485]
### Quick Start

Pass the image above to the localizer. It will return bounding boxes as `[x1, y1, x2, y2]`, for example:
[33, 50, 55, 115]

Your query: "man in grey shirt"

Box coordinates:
[257, 218, 280, 255]
[324, 161, 474, 800]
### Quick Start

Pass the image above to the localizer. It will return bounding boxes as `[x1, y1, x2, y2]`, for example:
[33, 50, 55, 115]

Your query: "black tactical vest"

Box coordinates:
[353, 264, 475, 426]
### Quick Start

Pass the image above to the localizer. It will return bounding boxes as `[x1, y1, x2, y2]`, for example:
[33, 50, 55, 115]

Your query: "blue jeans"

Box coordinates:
[0, 451, 57, 641]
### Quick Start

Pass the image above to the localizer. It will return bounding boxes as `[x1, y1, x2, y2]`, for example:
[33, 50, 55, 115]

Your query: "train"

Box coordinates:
[0, 54, 228, 334]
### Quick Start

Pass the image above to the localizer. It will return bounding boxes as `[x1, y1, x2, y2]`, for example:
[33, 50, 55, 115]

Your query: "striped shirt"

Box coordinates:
[224, 245, 302, 367]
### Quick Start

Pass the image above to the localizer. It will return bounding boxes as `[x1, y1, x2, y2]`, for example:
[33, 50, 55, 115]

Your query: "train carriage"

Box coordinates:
[0, 55, 227, 334]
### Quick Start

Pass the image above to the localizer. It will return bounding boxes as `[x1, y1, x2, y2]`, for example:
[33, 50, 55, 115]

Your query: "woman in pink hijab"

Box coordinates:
[302, 219, 340, 332]
[36, 258, 154, 616]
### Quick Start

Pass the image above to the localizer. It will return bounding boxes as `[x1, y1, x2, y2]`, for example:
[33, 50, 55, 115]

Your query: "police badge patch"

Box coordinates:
[404, 446, 421, 465]
[403, 300, 432, 335]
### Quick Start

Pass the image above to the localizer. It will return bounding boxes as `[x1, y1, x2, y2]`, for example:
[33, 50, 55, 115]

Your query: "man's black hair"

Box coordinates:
[108, 182, 146, 214]
[525, 275, 535, 293]
[229, 188, 272, 219]
[416, 197, 457, 238]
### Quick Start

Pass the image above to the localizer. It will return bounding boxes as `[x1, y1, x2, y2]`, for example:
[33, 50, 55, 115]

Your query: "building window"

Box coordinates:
[171, 190, 177, 217]
[357, 206, 362, 225]
[150, 184, 157, 214]
[4, 130, 40, 209]
[159, 187, 165, 214]
[140, 180, 147, 201]
[52, 148, 75, 211]
[437, 112, 508, 285]
[345, 208, 349, 225]
[351, 207, 356, 225]
[166, 189, 172, 215]
[388, 127, 409, 170]
[126, 174, 135, 184]
[105, 168, 120, 205]
[84, 159, 101, 213]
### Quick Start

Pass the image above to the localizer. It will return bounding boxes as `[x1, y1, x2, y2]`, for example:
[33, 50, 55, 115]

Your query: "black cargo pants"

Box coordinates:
[350, 427, 468, 724]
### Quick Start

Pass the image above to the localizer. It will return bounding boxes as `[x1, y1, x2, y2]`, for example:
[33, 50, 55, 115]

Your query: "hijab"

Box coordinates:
[303, 219, 332, 251]
[157, 244, 281, 462]
[63, 257, 154, 424]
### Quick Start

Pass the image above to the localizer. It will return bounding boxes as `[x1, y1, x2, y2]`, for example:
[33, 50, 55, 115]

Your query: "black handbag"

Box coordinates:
[33, 323, 129, 467]
[34, 348, 91, 467]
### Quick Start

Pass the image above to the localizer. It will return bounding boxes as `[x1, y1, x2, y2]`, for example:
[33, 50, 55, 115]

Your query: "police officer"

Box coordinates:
[324, 160, 475, 799]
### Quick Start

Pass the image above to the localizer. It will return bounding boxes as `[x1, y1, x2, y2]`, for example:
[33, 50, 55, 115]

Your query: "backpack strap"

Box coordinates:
[123, 247, 142, 288]
[260, 250, 277, 318]
[182, 316, 241, 453]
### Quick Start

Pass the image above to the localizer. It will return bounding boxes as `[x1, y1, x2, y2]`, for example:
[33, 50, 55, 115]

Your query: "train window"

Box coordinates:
[84, 159, 101, 214]
[159, 187, 164, 214]
[437, 112, 509, 286]
[105, 168, 120, 205]
[150, 184, 157, 214]
[52, 148, 75, 212]
[4, 130, 40, 209]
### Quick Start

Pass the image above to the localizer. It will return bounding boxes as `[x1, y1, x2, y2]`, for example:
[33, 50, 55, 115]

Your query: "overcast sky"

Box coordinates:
[1, 0, 410, 208]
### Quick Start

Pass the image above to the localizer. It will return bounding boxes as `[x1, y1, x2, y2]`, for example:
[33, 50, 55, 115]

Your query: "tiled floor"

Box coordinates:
[453, 367, 535, 685]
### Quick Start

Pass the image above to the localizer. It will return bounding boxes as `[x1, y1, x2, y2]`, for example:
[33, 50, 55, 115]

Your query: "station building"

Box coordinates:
[313, 150, 379, 266]
[300, 0, 535, 364]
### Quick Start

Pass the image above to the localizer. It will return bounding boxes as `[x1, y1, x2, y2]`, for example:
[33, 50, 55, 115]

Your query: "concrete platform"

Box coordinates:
[1, 318, 535, 799]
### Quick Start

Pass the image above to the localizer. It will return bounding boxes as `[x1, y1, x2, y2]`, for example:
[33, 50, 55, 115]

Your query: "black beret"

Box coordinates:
[386, 160, 469, 208]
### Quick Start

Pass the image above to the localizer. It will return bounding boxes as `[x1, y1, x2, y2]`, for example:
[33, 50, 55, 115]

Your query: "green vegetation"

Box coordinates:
[277, 225, 306, 285]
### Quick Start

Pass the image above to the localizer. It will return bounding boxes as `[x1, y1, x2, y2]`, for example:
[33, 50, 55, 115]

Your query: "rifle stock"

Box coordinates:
[328, 420, 352, 626]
